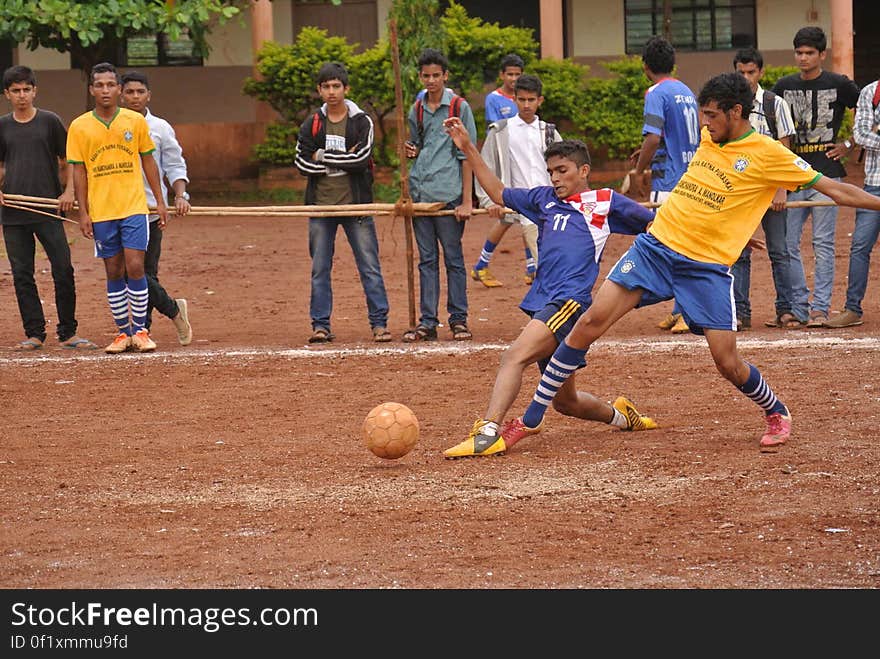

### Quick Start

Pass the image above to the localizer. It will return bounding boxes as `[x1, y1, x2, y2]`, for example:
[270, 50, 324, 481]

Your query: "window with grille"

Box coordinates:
[625, 0, 756, 54]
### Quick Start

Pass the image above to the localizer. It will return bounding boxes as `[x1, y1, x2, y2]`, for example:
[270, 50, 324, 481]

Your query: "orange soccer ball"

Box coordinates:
[362, 402, 420, 459]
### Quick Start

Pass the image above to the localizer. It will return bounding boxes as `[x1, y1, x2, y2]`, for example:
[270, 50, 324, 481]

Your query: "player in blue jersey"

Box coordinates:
[441, 120, 658, 458]
[628, 36, 701, 334]
[483, 53, 523, 126]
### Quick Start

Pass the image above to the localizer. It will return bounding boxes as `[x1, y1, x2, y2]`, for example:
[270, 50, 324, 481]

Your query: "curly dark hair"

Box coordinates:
[697, 72, 754, 114]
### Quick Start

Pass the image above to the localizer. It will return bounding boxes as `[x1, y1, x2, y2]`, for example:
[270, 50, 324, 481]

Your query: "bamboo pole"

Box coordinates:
[0, 201, 75, 223]
[389, 18, 417, 329]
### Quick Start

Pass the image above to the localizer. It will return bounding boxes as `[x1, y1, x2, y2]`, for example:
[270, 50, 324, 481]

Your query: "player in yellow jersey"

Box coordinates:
[67, 62, 167, 354]
[505, 73, 880, 452]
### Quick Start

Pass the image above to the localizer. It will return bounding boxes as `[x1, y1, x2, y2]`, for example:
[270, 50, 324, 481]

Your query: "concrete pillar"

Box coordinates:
[830, 0, 853, 79]
[251, 0, 277, 122]
[540, 0, 564, 59]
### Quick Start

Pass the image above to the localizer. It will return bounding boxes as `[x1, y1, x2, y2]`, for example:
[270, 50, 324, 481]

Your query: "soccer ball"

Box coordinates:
[362, 402, 419, 459]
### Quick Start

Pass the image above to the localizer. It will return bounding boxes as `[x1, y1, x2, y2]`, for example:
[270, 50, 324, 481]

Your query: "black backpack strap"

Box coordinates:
[763, 89, 778, 140]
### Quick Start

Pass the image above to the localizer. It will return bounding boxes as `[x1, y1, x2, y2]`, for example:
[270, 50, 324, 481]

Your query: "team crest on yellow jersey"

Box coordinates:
[123, 129, 133, 142]
[733, 157, 750, 172]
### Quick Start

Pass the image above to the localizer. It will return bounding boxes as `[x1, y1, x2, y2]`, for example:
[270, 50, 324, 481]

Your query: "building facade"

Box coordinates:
[4, 0, 869, 182]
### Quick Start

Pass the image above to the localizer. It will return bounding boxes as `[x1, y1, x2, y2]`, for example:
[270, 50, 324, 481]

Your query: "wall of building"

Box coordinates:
[8, 0, 847, 184]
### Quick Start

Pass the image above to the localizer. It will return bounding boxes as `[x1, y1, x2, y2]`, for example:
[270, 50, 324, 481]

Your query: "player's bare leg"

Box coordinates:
[444, 320, 555, 458]
[704, 328, 791, 451]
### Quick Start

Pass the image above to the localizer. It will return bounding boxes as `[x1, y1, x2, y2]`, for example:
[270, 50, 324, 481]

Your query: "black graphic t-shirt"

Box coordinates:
[773, 70, 860, 178]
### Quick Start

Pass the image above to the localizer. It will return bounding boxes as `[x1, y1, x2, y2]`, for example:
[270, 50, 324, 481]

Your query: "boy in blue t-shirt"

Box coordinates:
[442, 118, 659, 458]
[484, 53, 523, 125]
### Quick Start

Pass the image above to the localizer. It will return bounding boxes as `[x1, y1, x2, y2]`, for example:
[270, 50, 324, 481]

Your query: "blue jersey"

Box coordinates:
[485, 89, 518, 125]
[502, 186, 655, 312]
[642, 78, 700, 192]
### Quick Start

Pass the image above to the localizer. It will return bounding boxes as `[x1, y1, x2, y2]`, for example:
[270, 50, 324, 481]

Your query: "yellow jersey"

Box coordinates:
[649, 127, 821, 266]
[67, 107, 155, 222]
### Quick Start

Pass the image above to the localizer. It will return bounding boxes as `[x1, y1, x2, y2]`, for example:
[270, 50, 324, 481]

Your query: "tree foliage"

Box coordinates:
[245, 2, 662, 167]
[386, 0, 443, 104]
[0, 0, 246, 77]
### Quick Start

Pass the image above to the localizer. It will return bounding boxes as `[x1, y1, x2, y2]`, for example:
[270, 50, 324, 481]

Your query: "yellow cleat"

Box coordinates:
[613, 396, 658, 431]
[471, 267, 503, 288]
[670, 314, 690, 334]
[444, 419, 508, 458]
[657, 312, 681, 330]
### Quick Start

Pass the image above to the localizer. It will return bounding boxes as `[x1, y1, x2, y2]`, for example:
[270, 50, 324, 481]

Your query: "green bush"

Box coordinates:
[243, 29, 356, 126]
[580, 56, 647, 159]
[527, 57, 590, 139]
[251, 121, 299, 166]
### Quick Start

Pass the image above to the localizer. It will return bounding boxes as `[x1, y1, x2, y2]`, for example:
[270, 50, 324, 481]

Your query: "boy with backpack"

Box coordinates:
[402, 48, 477, 342]
[471, 74, 562, 287]
[295, 61, 391, 344]
[730, 47, 799, 330]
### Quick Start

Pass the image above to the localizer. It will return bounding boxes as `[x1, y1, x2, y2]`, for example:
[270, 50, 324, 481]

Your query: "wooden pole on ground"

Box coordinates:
[389, 19, 417, 329]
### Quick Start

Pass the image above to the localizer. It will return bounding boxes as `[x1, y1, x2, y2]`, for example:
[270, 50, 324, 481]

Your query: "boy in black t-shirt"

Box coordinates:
[0, 65, 97, 350]
[772, 27, 860, 327]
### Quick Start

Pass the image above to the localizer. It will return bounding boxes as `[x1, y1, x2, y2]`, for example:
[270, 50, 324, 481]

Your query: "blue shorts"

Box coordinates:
[528, 298, 587, 371]
[607, 233, 736, 335]
[93, 214, 149, 258]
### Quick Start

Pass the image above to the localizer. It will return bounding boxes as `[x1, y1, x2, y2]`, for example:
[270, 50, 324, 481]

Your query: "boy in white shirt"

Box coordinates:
[472, 74, 562, 287]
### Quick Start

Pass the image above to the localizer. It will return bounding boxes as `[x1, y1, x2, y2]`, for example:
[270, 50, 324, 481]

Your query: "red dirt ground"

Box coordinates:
[1, 169, 878, 589]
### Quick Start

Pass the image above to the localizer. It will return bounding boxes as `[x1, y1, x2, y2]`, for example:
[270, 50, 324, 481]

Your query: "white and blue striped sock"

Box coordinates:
[127, 276, 149, 332]
[737, 363, 787, 416]
[523, 341, 586, 428]
[107, 278, 130, 335]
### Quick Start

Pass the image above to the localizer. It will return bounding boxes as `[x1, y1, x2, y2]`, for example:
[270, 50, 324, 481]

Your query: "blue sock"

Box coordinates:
[107, 278, 130, 335]
[524, 246, 536, 274]
[737, 363, 787, 416]
[127, 276, 149, 332]
[523, 341, 587, 428]
[475, 240, 497, 270]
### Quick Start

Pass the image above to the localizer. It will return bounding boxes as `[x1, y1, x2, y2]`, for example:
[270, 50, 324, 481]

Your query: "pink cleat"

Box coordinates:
[759, 410, 791, 452]
[499, 416, 543, 449]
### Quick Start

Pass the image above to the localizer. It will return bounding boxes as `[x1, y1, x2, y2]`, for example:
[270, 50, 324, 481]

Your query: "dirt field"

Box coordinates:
[2, 174, 879, 589]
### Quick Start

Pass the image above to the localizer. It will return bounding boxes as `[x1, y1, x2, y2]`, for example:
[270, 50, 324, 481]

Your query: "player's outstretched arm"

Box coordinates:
[443, 117, 505, 207]
[812, 176, 880, 211]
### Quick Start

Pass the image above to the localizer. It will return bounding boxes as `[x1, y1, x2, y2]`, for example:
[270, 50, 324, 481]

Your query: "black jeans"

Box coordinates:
[144, 221, 179, 329]
[3, 221, 78, 342]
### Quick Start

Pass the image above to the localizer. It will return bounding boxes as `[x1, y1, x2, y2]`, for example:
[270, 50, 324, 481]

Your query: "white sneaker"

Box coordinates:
[173, 299, 193, 346]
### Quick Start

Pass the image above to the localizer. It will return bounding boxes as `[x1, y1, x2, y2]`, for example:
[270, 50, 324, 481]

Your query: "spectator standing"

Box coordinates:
[0, 65, 97, 351]
[483, 53, 523, 126]
[772, 26, 860, 327]
[120, 71, 193, 346]
[471, 74, 561, 288]
[294, 62, 391, 344]
[729, 48, 799, 331]
[824, 77, 880, 328]
[402, 49, 476, 342]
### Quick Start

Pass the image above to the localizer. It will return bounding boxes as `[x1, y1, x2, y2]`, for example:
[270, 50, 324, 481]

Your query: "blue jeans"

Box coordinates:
[786, 182, 839, 320]
[412, 203, 468, 329]
[842, 184, 880, 315]
[309, 215, 389, 331]
[730, 207, 792, 319]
